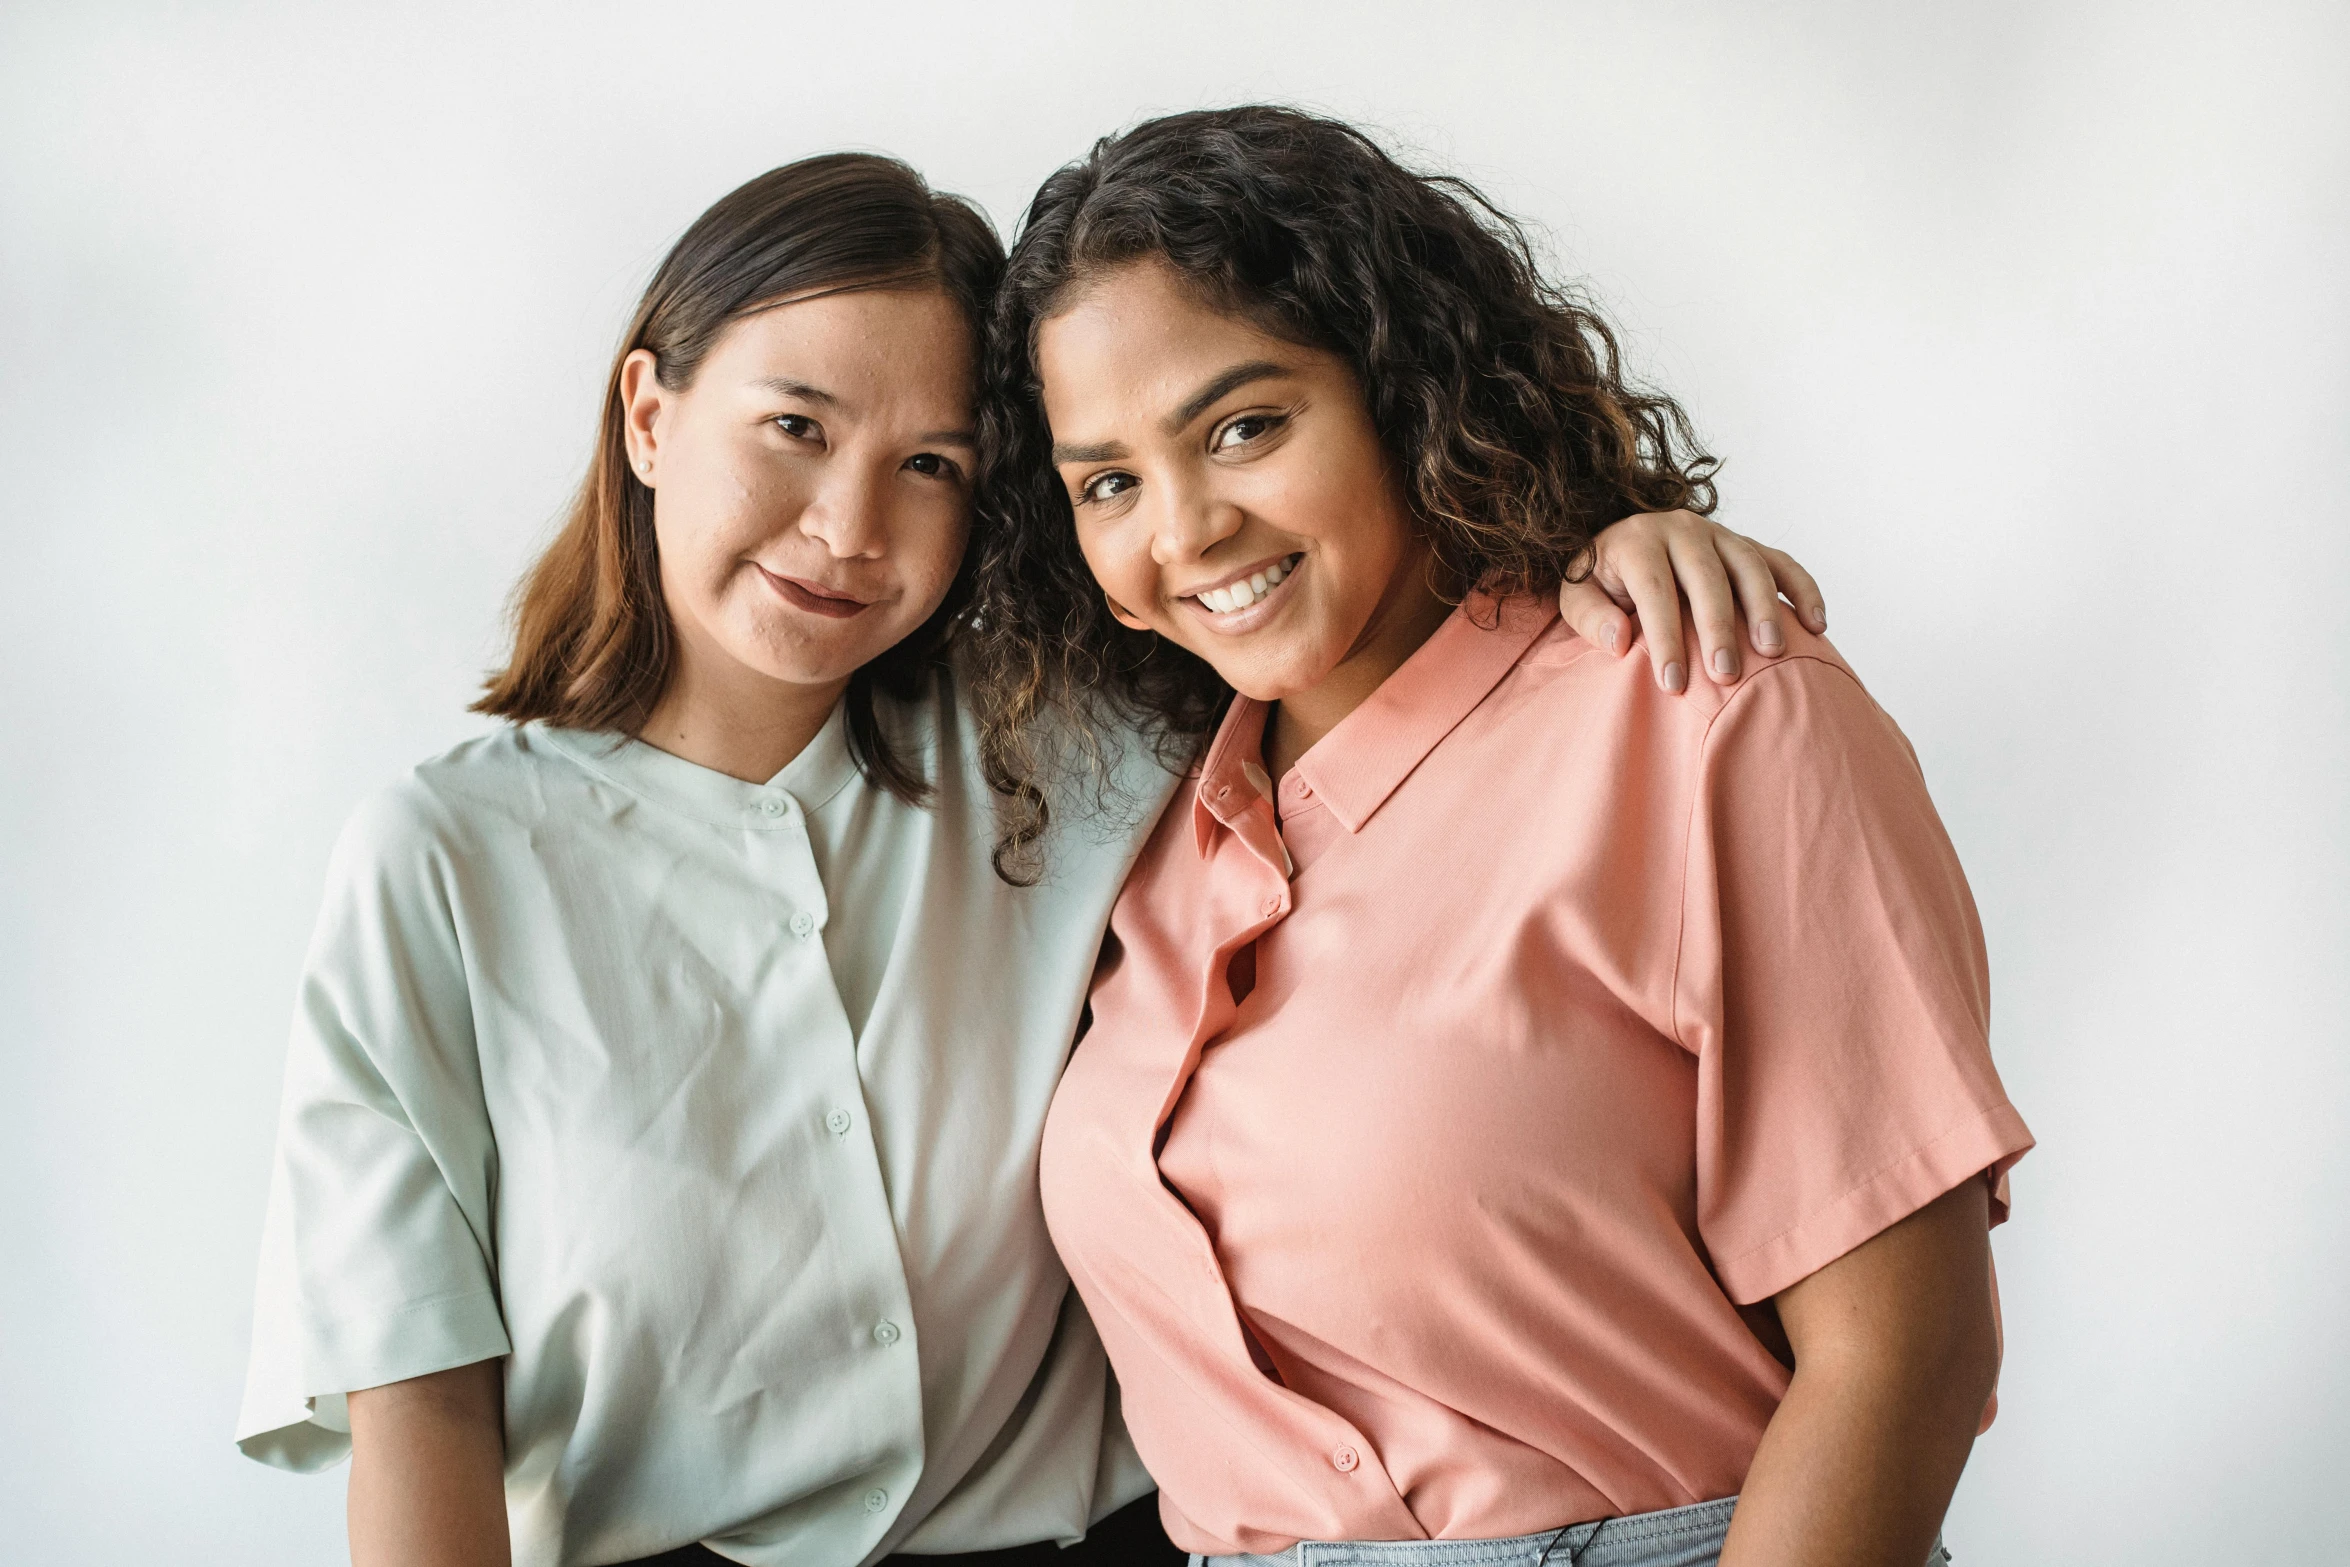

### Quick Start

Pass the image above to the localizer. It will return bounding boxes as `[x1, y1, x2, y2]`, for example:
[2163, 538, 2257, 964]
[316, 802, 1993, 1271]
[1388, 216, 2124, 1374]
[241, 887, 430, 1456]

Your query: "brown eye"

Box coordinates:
[1081, 471, 1138, 505]
[1215, 414, 1278, 450]
[775, 415, 821, 441]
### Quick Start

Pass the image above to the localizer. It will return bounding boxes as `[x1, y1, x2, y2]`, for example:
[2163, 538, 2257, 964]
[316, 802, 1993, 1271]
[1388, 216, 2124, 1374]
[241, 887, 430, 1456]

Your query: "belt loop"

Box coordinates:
[1533, 1519, 1603, 1567]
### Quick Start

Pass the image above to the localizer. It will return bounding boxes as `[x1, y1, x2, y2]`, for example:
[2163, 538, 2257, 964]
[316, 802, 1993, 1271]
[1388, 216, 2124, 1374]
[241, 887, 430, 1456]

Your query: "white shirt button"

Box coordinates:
[789, 911, 817, 938]
[1331, 1445, 1359, 1472]
[872, 1319, 901, 1346]
[825, 1108, 853, 1137]
[863, 1486, 890, 1513]
[758, 796, 787, 818]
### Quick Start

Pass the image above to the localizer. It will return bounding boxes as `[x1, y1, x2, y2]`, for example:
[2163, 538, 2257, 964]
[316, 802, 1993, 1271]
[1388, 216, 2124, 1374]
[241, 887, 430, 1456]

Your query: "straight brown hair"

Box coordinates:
[476, 153, 1004, 802]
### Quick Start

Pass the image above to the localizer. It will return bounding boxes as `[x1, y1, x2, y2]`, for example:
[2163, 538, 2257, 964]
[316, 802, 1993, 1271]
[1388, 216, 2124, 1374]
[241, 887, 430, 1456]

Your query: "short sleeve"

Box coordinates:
[235, 785, 511, 1470]
[1676, 657, 2033, 1305]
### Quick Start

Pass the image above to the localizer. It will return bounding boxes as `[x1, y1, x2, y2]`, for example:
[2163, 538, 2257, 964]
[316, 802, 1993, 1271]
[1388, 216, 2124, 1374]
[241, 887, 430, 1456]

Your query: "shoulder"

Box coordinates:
[330, 724, 568, 884]
[937, 649, 1188, 872]
[1697, 637, 1917, 784]
[1502, 616, 1895, 761]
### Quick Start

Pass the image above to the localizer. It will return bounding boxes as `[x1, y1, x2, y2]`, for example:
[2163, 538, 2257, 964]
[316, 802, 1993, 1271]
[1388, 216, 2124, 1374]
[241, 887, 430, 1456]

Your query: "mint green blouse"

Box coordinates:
[236, 676, 1177, 1566]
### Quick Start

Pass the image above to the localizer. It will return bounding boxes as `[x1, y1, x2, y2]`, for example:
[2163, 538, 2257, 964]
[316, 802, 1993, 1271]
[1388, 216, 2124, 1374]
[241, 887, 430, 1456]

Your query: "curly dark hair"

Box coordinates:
[967, 105, 1717, 880]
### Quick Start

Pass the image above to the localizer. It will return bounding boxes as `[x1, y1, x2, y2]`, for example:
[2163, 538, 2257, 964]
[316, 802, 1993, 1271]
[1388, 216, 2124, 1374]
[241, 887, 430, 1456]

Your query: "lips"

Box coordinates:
[757, 564, 873, 620]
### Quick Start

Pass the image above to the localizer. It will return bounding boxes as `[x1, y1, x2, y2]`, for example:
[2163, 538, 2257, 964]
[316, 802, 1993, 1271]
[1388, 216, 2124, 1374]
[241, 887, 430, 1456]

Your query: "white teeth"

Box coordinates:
[1197, 557, 1298, 614]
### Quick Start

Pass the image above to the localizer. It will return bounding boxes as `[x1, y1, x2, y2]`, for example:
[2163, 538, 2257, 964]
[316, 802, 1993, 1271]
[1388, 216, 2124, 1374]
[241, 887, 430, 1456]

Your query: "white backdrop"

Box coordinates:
[3, 3, 2344, 1562]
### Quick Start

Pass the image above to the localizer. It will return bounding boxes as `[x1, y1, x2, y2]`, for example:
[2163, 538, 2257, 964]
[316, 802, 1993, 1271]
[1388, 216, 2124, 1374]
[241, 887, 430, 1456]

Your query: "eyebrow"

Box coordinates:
[1166, 359, 1290, 435]
[1051, 438, 1125, 464]
[755, 376, 840, 406]
[1050, 358, 1294, 467]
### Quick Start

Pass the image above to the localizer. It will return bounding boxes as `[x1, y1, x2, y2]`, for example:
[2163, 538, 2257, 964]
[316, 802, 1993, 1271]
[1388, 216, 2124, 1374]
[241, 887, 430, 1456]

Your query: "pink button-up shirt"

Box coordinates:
[1040, 595, 2033, 1556]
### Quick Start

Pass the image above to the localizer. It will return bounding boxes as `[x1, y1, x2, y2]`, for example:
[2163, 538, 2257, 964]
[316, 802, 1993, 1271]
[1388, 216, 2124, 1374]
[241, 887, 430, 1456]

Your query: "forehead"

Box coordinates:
[704, 286, 975, 409]
[1037, 262, 1298, 411]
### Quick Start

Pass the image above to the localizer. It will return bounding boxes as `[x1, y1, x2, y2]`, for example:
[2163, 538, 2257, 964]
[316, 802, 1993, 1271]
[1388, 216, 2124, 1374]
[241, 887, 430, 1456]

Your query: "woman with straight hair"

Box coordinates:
[975, 107, 2033, 1567]
[237, 150, 1829, 1567]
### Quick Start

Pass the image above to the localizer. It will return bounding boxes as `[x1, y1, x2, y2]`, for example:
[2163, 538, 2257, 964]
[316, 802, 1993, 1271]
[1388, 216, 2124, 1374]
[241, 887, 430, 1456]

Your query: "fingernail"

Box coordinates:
[1711, 647, 1737, 678]
[1603, 623, 1620, 654]
[1662, 661, 1687, 694]
[1810, 605, 1828, 630]
[1757, 620, 1784, 653]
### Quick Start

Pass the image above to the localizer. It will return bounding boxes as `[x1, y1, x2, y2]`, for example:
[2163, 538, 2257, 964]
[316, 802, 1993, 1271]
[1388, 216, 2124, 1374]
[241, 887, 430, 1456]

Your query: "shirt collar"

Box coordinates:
[537, 700, 864, 831]
[1191, 592, 1557, 854]
[1190, 696, 1276, 857]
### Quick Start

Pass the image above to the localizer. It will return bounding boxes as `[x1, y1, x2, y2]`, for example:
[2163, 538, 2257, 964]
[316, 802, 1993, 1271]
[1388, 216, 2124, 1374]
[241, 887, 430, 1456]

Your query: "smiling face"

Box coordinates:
[623, 286, 975, 734]
[1037, 261, 1451, 755]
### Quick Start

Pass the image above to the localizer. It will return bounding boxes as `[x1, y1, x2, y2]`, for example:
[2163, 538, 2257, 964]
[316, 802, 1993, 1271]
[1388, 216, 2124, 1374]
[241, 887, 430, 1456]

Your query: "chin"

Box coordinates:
[735, 615, 913, 687]
[1197, 649, 1333, 705]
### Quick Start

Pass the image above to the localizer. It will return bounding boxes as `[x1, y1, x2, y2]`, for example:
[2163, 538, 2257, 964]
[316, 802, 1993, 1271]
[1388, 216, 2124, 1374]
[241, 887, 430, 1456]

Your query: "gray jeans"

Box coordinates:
[1192, 1497, 1952, 1567]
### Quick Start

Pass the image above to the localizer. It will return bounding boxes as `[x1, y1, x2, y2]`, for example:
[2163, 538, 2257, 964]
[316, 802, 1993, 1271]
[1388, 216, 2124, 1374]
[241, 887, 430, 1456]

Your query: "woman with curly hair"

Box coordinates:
[972, 107, 2034, 1567]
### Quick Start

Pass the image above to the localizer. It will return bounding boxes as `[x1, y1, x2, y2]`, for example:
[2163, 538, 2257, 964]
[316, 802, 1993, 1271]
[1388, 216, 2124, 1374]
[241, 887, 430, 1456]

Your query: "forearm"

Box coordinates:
[1718, 1345, 1985, 1566]
[347, 1359, 511, 1567]
[1718, 1183, 1999, 1567]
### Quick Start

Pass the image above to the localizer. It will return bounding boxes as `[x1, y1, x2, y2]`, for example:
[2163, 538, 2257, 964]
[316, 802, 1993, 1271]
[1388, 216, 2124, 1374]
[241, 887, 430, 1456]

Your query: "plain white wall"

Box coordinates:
[3, 2, 2343, 1561]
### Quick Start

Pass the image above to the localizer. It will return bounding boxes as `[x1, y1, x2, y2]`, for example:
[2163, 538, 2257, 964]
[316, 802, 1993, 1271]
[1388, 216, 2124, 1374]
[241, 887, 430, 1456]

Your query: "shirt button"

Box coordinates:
[1261, 895, 1283, 917]
[758, 796, 787, 817]
[789, 911, 817, 938]
[825, 1108, 853, 1137]
[862, 1487, 889, 1513]
[872, 1319, 901, 1346]
[1331, 1445, 1359, 1473]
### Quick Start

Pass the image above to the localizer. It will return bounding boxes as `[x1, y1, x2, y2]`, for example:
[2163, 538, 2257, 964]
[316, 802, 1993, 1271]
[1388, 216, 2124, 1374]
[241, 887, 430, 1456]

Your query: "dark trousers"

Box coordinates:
[614, 1490, 1185, 1567]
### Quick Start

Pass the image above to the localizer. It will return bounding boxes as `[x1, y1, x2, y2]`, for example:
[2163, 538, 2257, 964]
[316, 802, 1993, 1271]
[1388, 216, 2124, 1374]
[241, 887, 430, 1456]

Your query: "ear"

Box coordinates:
[618, 349, 666, 485]
[1103, 592, 1153, 632]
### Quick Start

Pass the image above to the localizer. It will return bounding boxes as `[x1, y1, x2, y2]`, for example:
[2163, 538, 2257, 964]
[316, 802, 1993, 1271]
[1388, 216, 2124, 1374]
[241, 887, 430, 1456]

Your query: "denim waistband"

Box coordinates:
[1196, 1497, 1740, 1567]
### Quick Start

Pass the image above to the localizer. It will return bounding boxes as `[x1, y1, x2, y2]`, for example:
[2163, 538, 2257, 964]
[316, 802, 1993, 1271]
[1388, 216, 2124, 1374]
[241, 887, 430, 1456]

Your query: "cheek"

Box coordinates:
[650, 497, 734, 608]
[899, 512, 970, 603]
[1078, 506, 1166, 603]
[659, 448, 776, 558]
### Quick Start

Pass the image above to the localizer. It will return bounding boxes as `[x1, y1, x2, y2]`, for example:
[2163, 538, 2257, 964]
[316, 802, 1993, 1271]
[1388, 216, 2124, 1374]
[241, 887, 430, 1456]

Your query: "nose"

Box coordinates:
[1147, 472, 1243, 567]
[796, 459, 891, 560]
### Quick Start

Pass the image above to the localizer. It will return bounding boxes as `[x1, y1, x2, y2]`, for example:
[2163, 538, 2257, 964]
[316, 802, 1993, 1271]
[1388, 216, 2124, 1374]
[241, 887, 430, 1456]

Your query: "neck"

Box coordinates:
[1262, 554, 1454, 779]
[637, 652, 848, 785]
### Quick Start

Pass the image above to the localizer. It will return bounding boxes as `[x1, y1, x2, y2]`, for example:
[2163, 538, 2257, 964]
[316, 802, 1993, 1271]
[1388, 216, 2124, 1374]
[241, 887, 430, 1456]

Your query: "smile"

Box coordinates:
[1185, 554, 1302, 624]
[758, 564, 873, 620]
